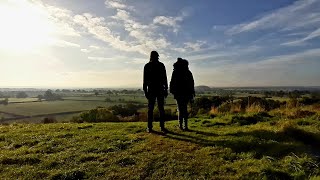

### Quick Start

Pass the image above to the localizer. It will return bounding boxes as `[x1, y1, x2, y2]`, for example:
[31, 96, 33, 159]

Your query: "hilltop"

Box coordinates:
[0, 116, 319, 179]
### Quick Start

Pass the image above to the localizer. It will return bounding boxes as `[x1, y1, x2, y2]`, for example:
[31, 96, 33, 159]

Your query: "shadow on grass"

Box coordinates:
[162, 127, 320, 159]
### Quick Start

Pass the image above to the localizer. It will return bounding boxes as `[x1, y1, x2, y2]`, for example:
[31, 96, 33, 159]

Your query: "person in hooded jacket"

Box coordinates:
[170, 58, 195, 130]
[143, 51, 168, 132]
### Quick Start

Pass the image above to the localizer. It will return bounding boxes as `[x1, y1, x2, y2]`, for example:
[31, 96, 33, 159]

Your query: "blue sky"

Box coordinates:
[0, 0, 320, 87]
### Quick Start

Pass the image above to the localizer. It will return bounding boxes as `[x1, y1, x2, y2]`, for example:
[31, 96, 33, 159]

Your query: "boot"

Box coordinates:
[183, 118, 189, 131]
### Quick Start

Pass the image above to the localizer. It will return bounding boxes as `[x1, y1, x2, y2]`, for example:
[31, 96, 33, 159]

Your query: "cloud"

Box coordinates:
[105, 0, 135, 11]
[184, 40, 207, 51]
[81, 49, 90, 53]
[187, 45, 261, 61]
[153, 15, 184, 33]
[281, 27, 320, 46]
[252, 48, 320, 67]
[51, 39, 80, 48]
[88, 56, 114, 62]
[45, 5, 81, 37]
[226, 0, 320, 35]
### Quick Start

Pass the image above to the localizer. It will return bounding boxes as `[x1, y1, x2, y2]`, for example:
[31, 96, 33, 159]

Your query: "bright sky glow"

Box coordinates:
[1, 0, 320, 88]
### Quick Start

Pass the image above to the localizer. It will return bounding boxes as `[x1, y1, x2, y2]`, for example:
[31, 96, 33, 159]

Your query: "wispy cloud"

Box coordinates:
[226, 0, 320, 35]
[51, 39, 80, 48]
[184, 40, 207, 51]
[252, 48, 320, 67]
[153, 15, 184, 33]
[282, 27, 320, 46]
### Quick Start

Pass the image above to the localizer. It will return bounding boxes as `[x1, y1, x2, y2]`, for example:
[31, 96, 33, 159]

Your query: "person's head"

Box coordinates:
[150, 51, 159, 62]
[174, 57, 189, 70]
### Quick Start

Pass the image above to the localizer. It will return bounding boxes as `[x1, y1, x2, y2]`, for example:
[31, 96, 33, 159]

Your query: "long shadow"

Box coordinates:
[160, 128, 320, 159]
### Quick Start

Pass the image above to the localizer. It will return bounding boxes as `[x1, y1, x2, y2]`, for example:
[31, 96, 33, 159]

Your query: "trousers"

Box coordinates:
[147, 95, 165, 129]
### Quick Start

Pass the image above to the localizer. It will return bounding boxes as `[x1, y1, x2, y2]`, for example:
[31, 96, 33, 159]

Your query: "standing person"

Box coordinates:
[143, 51, 168, 132]
[170, 58, 195, 131]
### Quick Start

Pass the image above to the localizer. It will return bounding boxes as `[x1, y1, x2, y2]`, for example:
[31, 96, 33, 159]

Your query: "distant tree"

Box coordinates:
[44, 90, 62, 101]
[16, 92, 28, 98]
[62, 89, 71, 93]
[37, 95, 44, 101]
[0, 98, 8, 105]
[55, 89, 61, 93]
[94, 91, 99, 96]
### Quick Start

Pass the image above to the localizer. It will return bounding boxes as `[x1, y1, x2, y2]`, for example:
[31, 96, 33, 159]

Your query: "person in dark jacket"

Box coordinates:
[143, 51, 168, 132]
[170, 58, 195, 130]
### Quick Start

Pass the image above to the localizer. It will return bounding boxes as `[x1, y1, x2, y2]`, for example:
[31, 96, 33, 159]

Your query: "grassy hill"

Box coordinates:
[0, 116, 320, 179]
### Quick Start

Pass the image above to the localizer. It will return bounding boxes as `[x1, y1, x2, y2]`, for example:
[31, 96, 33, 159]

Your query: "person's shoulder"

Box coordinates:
[144, 62, 151, 67]
[158, 62, 165, 67]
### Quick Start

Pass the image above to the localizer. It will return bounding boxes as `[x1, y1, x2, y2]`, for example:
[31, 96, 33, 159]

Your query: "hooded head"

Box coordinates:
[150, 51, 159, 62]
[174, 57, 188, 70]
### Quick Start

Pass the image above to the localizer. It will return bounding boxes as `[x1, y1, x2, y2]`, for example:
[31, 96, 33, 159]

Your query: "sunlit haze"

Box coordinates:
[1, 0, 320, 88]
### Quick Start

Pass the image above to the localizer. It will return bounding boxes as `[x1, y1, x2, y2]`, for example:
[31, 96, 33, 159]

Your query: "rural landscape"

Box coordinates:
[1, 86, 320, 179]
[2, 0, 320, 179]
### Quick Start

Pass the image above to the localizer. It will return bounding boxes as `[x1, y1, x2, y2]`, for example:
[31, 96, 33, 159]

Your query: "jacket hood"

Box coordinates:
[173, 58, 188, 70]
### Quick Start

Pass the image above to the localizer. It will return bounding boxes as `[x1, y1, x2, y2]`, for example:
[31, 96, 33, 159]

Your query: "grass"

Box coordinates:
[0, 116, 319, 179]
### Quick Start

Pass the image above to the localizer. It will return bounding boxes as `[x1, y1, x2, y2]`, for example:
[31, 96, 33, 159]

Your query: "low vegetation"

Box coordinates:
[1, 88, 320, 179]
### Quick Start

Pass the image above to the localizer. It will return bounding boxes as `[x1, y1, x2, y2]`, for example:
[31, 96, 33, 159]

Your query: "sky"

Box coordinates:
[0, 0, 320, 88]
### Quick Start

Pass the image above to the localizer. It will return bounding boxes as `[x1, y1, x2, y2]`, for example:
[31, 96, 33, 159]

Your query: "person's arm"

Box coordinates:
[143, 65, 148, 97]
[190, 71, 195, 97]
[163, 65, 168, 92]
[169, 70, 176, 95]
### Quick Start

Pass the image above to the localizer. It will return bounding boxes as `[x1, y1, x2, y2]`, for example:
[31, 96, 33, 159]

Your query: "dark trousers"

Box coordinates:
[148, 95, 165, 129]
[176, 98, 189, 129]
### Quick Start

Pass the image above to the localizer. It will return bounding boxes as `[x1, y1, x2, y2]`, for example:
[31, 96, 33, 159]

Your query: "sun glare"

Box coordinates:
[0, 0, 55, 51]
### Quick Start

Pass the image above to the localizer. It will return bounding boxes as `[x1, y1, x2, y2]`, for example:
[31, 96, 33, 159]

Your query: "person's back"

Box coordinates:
[170, 58, 195, 130]
[143, 61, 167, 96]
[170, 58, 194, 99]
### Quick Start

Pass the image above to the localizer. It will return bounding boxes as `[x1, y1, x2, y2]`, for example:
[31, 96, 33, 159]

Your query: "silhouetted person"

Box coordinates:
[170, 58, 195, 130]
[143, 51, 168, 132]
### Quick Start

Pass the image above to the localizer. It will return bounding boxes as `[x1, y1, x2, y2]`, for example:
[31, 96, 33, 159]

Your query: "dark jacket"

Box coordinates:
[170, 59, 195, 99]
[143, 61, 168, 96]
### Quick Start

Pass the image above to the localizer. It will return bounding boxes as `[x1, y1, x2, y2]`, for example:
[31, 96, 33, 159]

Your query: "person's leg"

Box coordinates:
[176, 98, 184, 130]
[181, 98, 189, 130]
[147, 96, 156, 131]
[157, 95, 166, 130]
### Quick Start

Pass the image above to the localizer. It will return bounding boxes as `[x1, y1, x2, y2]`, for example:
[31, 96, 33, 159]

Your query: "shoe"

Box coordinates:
[146, 128, 153, 133]
[161, 127, 168, 133]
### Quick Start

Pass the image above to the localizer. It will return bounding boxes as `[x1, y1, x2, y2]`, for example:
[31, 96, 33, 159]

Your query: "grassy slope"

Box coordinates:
[0, 117, 320, 179]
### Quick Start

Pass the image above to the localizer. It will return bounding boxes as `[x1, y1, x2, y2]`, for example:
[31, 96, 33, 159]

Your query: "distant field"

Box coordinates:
[0, 100, 113, 116]
[62, 95, 177, 105]
[8, 98, 39, 103]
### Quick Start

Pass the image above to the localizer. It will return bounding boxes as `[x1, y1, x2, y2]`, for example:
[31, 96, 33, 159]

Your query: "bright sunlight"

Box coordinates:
[0, 0, 56, 51]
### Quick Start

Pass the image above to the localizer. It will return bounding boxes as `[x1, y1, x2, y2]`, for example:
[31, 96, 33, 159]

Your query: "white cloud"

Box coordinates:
[226, 0, 320, 35]
[105, 0, 135, 11]
[81, 49, 90, 53]
[184, 40, 207, 51]
[45, 5, 81, 37]
[89, 45, 101, 49]
[88, 56, 113, 62]
[153, 15, 184, 33]
[282, 27, 320, 46]
[51, 39, 80, 48]
[252, 48, 320, 67]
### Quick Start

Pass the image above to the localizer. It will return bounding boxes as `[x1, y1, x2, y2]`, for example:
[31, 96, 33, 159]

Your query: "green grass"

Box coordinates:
[0, 101, 115, 116]
[0, 117, 319, 179]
